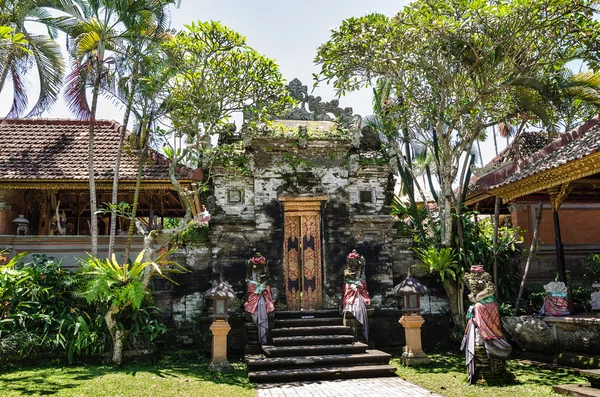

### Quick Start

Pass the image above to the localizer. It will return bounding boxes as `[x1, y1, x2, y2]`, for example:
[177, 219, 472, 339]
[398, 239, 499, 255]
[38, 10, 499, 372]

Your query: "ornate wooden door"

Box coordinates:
[282, 198, 324, 310]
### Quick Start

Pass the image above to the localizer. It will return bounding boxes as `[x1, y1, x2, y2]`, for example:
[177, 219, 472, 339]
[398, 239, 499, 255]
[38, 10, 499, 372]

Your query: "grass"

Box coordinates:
[0, 352, 255, 397]
[0, 350, 590, 397]
[391, 352, 589, 397]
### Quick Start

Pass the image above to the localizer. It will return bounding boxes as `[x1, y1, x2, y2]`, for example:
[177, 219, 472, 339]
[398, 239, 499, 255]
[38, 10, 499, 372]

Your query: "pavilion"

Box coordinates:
[466, 114, 600, 284]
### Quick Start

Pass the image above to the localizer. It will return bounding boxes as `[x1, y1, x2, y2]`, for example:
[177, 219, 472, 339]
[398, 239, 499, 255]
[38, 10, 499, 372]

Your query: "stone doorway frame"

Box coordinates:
[279, 196, 327, 310]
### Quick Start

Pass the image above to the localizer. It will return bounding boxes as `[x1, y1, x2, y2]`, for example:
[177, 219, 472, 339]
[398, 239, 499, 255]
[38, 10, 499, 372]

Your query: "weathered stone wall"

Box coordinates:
[204, 121, 412, 309]
[154, 120, 422, 353]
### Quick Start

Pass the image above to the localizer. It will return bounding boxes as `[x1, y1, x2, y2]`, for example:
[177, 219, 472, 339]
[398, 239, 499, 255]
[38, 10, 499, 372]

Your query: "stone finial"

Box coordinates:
[275, 78, 362, 130]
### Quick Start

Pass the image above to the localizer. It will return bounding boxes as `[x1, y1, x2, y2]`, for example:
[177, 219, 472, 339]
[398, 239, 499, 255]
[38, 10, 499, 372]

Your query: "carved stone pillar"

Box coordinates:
[209, 320, 232, 372]
[399, 314, 430, 366]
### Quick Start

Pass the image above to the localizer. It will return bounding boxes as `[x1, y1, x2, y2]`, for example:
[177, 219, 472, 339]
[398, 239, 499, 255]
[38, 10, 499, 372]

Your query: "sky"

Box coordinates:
[1, 0, 508, 164]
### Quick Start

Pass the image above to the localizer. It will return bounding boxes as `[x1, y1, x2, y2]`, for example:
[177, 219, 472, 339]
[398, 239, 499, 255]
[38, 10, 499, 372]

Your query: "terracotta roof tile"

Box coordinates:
[490, 119, 600, 189]
[0, 118, 194, 181]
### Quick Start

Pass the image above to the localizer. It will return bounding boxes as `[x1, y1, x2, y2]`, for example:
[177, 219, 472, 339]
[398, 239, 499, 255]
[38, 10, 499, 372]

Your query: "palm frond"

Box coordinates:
[24, 33, 65, 117]
[6, 63, 29, 118]
[64, 60, 91, 119]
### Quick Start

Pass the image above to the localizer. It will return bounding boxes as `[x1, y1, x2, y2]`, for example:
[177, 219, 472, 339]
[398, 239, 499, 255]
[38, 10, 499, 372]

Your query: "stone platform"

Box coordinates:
[554, 369, 600, 397]
[246, 310, 396, 383]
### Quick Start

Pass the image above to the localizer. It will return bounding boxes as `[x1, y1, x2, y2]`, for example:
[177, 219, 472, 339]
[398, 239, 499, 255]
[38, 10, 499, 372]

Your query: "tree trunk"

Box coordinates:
[492, 125, 499, 156]
[124, 118, 150, 260]
[88, 65, 102, 257]
[439, 179, 454, 247]
[438, 140, 455, 248]
[443, 278, 466, 330]
[515, 201, 544, 312]
[108, 79, 135, 259]
[492, 196, 501, 298]
[104, 303, 130, 365]
[476, 139, 483, 166]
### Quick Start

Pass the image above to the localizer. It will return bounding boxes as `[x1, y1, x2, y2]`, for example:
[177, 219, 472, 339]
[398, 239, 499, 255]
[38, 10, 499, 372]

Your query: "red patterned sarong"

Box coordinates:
[342, 279, 371, 307]
[244, 282, 275, 315]
[472, 302, 504, 340]
[541, 296, 571, 316]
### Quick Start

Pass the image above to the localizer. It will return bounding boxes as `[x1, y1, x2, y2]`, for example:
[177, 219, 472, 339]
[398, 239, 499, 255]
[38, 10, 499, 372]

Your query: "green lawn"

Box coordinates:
[0, 351, 589, 397]
[392, 352, 588, 397]
[0, 353, 255, 397]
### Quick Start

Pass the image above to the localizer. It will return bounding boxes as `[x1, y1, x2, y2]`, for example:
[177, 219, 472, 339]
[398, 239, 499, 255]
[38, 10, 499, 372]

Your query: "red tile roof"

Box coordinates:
[470, 114, 600, 196]
[0, 118, 195, 182]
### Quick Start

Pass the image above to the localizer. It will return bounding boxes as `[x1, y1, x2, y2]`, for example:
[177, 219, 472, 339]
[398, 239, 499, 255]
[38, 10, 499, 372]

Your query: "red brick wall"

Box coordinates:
[517, 204, 600, 246]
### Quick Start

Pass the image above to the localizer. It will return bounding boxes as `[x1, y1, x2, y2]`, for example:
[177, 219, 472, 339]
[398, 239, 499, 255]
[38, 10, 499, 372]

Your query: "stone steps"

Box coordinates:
[246, 310, 395, 383]
[263, 342, 369, 357]
[248, 364, 397, 383]
[272, 325, 352, 337]
[274, 317, 342, 327]
[272, 334, 355, 346]
[247, 350, 392, 370]
[274, 310, 341, 319]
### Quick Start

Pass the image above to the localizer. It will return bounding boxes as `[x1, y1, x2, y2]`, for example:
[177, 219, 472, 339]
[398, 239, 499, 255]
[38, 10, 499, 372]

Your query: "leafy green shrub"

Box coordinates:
[0, 254, 109, 362]
[0, 253, 170, 363]
[585, 253, 600, 284]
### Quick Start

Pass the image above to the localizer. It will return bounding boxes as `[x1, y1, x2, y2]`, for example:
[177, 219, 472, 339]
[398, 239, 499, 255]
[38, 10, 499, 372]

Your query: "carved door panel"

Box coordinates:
[284, 215, 301, 310]
[283, 199, 323, 310]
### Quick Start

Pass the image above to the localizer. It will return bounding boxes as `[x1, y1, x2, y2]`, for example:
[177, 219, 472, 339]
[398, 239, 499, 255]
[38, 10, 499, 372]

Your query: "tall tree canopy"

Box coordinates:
[0, 0, 65, 117]
[316, 0, 599, 327]
[316, 0, 598, 247]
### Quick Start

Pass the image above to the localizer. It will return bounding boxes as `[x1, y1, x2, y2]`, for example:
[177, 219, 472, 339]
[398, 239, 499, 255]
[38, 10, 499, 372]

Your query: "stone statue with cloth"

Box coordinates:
[244, 252, 275, 345]
[341, 250, 370, 341]
[539, 281, 572, 316]
[461, 265, 512, 384]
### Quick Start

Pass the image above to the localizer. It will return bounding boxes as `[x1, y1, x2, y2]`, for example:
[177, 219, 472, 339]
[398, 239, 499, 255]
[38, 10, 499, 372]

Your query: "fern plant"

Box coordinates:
[413, 246, 459, 282]
[80, 251, 177, 365]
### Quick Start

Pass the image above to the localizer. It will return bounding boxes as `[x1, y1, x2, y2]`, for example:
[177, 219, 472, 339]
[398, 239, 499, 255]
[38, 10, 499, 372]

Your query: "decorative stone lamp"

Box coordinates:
[204, 280, 236, 372]
[12, 215, 30, 235]
[393, 269, 431, 366]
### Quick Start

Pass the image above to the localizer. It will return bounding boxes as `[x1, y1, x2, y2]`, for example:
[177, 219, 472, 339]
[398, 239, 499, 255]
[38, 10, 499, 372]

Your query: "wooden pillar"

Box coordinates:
[553, 209, 567, 283]
[148, 191, 154, 230]
[548, 184, 572, 284]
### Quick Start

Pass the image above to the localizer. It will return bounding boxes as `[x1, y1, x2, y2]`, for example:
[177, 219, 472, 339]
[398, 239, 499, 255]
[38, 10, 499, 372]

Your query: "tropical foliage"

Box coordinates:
[317, 0, 600, 327]
[0, 253, 167, 364]
[81, 251, 180, 364]
[0, 0, 65, 117]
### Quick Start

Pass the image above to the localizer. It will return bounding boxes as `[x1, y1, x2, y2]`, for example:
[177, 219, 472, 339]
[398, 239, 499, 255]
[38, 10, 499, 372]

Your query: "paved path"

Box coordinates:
[257, 377, 440, 397]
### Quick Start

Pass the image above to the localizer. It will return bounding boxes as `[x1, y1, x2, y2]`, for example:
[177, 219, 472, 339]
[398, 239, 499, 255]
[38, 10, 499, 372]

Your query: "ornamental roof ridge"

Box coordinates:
[271, 78, 362, 131]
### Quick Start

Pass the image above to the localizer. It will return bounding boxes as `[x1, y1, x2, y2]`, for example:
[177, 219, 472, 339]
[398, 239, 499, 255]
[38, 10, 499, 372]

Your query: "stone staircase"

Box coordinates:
[246, 310, 396, 383]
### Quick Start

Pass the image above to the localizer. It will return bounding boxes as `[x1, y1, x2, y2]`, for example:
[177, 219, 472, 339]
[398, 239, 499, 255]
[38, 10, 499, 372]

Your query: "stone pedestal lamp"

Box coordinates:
[204, 281, 235, 372]
[12, 215, 30, 235]
[393, 270, 431, 366]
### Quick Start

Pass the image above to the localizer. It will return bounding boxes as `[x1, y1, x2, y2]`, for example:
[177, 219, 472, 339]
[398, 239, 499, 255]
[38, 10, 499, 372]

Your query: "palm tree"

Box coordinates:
[105, 2, 176, 259]
[62, 0, 174, 257]
[0, 0, 66, 117]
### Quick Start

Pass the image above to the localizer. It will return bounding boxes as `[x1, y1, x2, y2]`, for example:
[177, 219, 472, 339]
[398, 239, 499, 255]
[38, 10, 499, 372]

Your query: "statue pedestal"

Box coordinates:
[209, 319, 232, 372]
[399, 314, 430, 366]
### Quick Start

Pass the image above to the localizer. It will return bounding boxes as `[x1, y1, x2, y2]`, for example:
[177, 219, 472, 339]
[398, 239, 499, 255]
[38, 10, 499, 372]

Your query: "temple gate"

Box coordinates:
[281, 197, 325, 310]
